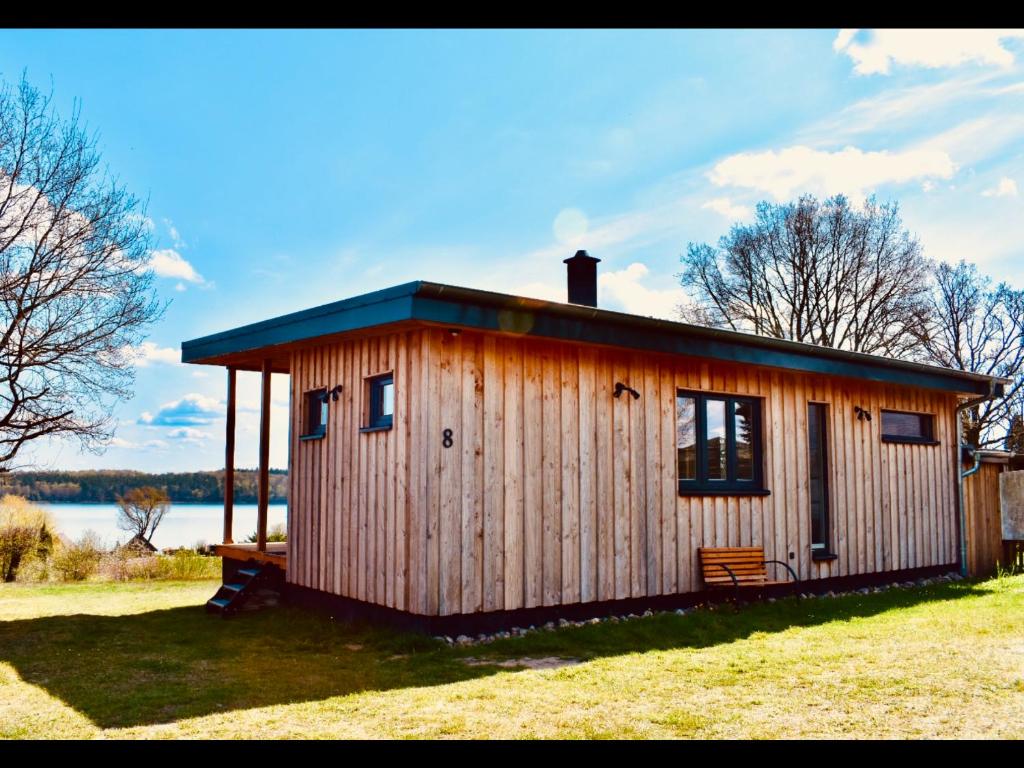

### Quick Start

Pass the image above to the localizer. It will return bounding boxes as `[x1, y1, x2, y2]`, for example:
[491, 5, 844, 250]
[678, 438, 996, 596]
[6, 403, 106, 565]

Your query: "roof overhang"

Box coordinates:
[181, 280, 1008, 396]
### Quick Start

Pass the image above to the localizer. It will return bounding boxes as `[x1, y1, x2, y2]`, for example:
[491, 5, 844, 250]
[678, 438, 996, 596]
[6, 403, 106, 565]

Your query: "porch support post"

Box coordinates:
[223, 367, 237, 544]
[257, 359, 272, 552]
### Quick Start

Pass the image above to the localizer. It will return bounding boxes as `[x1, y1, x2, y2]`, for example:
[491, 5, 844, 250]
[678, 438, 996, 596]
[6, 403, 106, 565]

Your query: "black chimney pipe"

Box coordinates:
[564, 250, 600, 307]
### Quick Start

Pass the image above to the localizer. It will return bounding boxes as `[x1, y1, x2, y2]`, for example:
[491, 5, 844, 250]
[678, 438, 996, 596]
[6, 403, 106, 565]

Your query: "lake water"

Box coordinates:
[39, 502, 288, 550]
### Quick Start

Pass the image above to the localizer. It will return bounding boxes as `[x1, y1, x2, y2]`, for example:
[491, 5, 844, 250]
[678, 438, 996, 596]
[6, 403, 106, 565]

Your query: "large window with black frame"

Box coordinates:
[676, 389, 765, 495]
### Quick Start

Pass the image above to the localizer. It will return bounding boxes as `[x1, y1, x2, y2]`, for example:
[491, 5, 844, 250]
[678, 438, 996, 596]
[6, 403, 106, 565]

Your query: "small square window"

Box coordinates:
[300, 388, 328, 440]
[881, 410, 935, 444]
[363, 373, 394, 431]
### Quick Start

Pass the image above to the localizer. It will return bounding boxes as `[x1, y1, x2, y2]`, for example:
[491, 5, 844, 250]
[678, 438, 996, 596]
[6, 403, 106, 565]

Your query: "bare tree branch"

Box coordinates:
[0, 75, 163, 470]
[678, 194, 932, 359]
[913, 261, 1024, 448]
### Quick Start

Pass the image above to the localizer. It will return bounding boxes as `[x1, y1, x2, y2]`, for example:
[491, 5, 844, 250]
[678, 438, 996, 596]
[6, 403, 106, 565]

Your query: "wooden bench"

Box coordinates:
[698, 547, 799, 599]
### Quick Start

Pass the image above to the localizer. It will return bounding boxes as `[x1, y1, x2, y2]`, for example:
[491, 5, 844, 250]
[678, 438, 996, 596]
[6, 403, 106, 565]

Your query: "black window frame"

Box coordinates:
[880, 409, 937, 445]
[807, 401, 837, 560]
[299, 387, 328, 441]
[676, 389, 768, 496]
[362, 372, 394, 432]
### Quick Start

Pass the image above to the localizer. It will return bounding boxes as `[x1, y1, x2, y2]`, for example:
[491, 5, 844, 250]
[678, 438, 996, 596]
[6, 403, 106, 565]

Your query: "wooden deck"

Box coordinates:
[214, 542, 287, 568]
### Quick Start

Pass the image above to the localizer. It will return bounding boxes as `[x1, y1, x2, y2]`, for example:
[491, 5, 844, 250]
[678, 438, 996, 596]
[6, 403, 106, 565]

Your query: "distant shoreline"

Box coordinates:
[2, 469, 289, 504]
[38, 500, 289, 506]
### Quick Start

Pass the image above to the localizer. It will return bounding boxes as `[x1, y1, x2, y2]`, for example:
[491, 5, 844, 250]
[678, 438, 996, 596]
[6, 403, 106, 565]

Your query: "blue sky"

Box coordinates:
[4, 29, 1023, 472]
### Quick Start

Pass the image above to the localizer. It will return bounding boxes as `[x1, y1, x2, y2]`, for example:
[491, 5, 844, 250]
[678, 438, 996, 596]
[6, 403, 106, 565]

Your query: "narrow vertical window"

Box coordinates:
[808, 402, 831, 556]
[363, 373, 394, 431]
[300, 388, 328, 440]
[676, 395, 697, 480]
[705, 398, 727, 481]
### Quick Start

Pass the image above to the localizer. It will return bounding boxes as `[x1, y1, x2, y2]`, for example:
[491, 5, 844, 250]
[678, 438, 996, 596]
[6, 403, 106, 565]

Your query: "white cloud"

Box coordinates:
[138, 393, 222, 426]
[834, 29, 1024, 75]
[801, 71, 1002, 145]
[164, 218, 186, 249]
[982, 177, 1019, 197]
[107, 436, 170, 450]
[914, 115, 1024, 168]
[708, 145, 955, 201]
[149, 248, 205, 285]
[598, 262, 683, 321]
[128, 341, 180, 367]
[700, 197, 752, 221]
[166, 427, 210, 444]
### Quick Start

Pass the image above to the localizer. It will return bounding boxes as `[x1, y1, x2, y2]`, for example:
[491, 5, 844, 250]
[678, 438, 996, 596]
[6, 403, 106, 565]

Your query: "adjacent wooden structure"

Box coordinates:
[962, 455, 1009, 577]
[181, 271, 1010, 628]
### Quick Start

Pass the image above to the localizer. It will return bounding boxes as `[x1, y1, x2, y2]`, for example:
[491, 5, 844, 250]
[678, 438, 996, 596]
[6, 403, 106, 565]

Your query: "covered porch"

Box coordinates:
[212, 353, 291, 570]
[214, 541, 287, 568]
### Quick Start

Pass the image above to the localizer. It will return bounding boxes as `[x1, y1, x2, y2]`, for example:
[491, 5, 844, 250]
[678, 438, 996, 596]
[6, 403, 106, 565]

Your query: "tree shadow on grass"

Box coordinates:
[0, 580, 997, 730]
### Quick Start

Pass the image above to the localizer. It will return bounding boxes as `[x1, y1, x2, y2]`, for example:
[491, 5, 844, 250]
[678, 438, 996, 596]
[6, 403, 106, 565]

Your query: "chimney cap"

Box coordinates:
[564, 249, 601, 265]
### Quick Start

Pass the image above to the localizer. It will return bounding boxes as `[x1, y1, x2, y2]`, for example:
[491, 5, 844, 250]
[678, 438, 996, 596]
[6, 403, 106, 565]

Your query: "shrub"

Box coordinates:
[156, 549, 221, 580]
[244, 523, 287, 543]
[99, 548, 220, 581]
[15, 555, 52, 583]
[99, 547, 156, 581]
[52, 530, 105, 582]
[0, 495, 57, 582]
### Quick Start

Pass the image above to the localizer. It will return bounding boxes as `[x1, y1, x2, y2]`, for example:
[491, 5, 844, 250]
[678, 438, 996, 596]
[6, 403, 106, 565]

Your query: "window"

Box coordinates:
[362, 373, 394, 431]
[880, 410, 936, 444]
[676, 389, 766, 494]
[807, 402, 834, 558]
[300, 387, 328, 440]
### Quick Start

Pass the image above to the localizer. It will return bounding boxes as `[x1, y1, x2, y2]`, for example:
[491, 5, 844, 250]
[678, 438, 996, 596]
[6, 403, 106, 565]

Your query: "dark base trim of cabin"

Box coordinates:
[281, 564, 956, 636]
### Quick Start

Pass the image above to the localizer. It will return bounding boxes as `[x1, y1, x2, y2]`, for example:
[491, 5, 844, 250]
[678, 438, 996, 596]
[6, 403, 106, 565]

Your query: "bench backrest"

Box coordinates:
[698, 547, 768, 586]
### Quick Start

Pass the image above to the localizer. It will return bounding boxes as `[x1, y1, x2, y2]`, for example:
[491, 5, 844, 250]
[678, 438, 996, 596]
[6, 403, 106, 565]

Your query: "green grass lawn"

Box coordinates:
[1, 575, 1022, 739]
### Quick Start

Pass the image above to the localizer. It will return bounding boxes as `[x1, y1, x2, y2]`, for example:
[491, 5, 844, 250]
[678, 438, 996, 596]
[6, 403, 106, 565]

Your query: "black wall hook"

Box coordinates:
[614, 382, 640, 400]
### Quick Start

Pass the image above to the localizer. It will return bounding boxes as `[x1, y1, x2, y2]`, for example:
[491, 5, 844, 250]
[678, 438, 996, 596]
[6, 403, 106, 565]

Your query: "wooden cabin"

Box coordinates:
[182, 252, 1007, 631]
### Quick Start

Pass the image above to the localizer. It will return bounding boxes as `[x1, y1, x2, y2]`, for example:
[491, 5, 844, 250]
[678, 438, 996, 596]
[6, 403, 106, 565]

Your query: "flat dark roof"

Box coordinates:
[181, 280, 1007, 396]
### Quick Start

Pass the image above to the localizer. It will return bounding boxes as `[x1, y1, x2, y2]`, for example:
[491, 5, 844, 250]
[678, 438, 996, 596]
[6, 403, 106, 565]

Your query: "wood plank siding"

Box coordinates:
[287, 326, 961, 615]
[962, 461, 1006, 577]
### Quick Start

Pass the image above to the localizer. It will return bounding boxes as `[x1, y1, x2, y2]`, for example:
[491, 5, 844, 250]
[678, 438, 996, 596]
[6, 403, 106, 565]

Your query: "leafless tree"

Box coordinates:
[115, 486, 170, 543]
[678, 194, 932, 358]
[914, 260, 1024, 448]
[0, 76, 162, 470]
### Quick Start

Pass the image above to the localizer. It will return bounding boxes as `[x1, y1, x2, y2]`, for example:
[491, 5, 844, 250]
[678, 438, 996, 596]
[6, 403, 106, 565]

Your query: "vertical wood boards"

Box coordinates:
[482, 336, 505, 613]
[285, 327, 966, 616]
[963, 461, 1005, 577]
[541, 346, 562, 606]
[503, 340, 525, 610]
[560, 350, 581, 605]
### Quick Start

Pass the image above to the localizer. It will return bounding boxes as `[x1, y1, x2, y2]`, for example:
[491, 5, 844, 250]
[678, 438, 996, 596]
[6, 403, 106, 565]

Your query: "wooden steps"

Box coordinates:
[206, 566, 265, 617]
